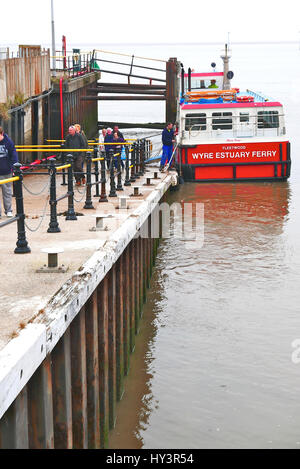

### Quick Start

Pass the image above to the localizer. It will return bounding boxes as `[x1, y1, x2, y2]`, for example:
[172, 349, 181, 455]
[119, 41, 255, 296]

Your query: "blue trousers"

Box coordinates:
[161, 145, 173, 167]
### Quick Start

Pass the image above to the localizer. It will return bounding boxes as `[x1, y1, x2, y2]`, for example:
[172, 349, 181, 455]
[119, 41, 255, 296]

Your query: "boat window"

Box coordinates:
[240, 113, 249, 123]
[257, 111, 279, 128]
[212, 112, 232, 130]
[185, 113, 207, 131]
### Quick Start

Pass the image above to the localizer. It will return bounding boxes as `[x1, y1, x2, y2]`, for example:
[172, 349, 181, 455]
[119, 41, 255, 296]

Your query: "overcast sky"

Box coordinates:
[1, 0, 300, 47]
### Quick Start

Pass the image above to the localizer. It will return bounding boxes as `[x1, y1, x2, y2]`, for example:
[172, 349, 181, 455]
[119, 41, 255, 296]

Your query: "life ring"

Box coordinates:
[237, 95, 254, 103]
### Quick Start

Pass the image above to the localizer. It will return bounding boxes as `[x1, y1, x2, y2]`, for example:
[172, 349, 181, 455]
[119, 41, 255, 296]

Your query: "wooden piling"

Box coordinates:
[115, 257, 125, 401]
[70, 308, 88, 449]
[51, 329, 73, 449]
[123, 245, 131, 375]
[85, 291, 101, 449]
[107, 266, 117, 430]
[27, 356, 54, 449]
[97, 277, 110, 448]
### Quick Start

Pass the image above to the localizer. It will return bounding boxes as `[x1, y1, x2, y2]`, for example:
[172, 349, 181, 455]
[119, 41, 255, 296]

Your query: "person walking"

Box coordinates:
[160, 123, 175, 171]
[104, 128, 114, 170]
[65, 126, 85, 185]
[99, 128, 107, 152]
[113, 125, 124, 139]
[74, 123, 89, 182]
[0, 127, 18, 218]
[112, 131, 125, 169]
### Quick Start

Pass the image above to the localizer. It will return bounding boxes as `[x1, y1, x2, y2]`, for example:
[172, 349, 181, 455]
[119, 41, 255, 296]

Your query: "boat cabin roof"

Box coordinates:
[180, 89, 282, 111]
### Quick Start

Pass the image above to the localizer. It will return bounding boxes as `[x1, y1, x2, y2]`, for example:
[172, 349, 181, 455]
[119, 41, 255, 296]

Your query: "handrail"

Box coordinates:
[94, 49, 167, 63]
[0, 176, 20, 185]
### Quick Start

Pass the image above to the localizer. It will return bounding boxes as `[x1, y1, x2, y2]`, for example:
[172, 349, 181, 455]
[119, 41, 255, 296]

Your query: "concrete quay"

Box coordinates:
[0, 164, 177, 447]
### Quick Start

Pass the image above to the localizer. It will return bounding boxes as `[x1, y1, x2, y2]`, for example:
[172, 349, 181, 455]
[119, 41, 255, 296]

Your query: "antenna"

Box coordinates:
[51, 0, 56, 76]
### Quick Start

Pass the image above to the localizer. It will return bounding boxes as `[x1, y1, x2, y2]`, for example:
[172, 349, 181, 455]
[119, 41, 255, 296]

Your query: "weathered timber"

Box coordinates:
[82, 95, 166, 101]
[96, 83, 166, 90]
[96, 88, 166, 95]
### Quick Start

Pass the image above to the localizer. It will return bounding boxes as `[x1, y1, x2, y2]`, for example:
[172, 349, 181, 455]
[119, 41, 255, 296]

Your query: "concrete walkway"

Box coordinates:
[0, 166, 174, 351]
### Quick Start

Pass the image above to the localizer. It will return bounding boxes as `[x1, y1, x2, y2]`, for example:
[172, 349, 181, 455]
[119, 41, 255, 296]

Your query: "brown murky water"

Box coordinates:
[106, 43, 300, 449]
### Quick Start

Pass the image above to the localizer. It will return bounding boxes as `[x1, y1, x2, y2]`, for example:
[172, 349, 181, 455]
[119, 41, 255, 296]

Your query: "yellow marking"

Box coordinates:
[92, 157, 105, 162]
[16, 149, 95, 152]
[56, 164, 71, 171]
[15, 145, 61, 148]
[0, 176, 19, 185]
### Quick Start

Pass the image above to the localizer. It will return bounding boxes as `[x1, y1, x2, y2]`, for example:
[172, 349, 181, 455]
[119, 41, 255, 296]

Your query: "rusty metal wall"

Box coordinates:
[0, 230, 160, 449]
[0, 51, 50, 104]
[49, 77, 98, 140]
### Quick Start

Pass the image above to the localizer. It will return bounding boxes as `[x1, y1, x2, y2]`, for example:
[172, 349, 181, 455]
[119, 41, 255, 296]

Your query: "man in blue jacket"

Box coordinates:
[0, 127, 18, 218]
[160, 123, 175, 171]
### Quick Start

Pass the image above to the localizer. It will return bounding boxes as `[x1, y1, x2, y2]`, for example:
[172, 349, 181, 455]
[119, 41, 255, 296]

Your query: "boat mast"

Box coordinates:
[221, 44, 231, 89]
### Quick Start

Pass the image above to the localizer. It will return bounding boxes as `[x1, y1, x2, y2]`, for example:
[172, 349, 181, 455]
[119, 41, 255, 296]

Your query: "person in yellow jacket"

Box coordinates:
[208, 79, 218, 88]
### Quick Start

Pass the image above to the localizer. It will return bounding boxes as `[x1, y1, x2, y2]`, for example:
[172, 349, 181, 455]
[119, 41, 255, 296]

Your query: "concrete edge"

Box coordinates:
[0, 324, 47, 420]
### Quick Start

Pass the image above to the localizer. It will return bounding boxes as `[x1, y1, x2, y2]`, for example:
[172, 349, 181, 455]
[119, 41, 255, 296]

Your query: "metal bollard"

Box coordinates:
[108, 149, 117, 197]
[99, 151, 108, 202]
[93, 147, 100, 198]
[84, 152, 94, 209]
[116, 151, 123, 191]
[124, 146, 131, 187]
[138, 140, 143, 177]
[13, 163, 31, 254]
[135, 140, 141, 177]
[60, 143, 67, 186]
[48, 158, 61, 233]
[140, 139, 145, 175]
[130, 143, 136, 183]
[66, 154, 77, 220]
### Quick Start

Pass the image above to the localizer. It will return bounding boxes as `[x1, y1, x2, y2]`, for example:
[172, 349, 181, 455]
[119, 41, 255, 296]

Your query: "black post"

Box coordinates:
[137, 140, 143, 176]
[93, 147, 100, 198]
[13, 163, 31, 254]
[108, 149, 117, 197]
[141, 139, 146, 174]
[66, 154, 77, 220]
[181, 64, 185, 97]
[99, 151, 108, 202]
[188, 67, 192, 92]
[130, 143, 136, 183]
[84, 152, 94, 209]
[60, 144, 67, 186]
[47, 158, 61, 233]
[116, 151, 123, 191]
[124, 146, 131, 186]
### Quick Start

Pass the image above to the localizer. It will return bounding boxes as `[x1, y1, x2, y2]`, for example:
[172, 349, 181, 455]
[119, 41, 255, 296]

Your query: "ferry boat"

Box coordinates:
[175, 46, 291, 182]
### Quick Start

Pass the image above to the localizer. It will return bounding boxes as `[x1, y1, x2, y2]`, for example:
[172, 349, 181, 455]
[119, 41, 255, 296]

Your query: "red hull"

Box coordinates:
[177, 141, 291, 182]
